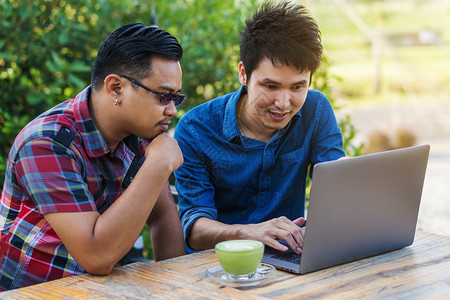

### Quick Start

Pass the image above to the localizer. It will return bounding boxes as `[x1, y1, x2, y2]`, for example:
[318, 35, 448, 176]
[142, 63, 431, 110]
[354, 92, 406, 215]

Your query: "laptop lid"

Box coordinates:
[262, 144, 430, 274]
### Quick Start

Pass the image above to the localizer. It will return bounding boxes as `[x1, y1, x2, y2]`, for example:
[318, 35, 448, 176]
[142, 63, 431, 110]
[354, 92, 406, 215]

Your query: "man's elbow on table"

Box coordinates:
[77, 256, 115, 276]
[85, 266, 114, 276]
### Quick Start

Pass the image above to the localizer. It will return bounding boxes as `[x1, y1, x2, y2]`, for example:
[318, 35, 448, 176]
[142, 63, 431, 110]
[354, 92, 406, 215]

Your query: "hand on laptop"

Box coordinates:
[241, 216, 305, 254]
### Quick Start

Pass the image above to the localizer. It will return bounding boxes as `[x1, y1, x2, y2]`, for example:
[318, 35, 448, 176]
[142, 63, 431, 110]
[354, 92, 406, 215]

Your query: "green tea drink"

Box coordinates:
[215, 240, 264, 279]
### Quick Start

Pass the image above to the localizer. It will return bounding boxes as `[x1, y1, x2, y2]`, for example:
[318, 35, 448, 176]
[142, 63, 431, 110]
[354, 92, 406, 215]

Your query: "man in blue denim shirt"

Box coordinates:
[174, 2, 345, 254]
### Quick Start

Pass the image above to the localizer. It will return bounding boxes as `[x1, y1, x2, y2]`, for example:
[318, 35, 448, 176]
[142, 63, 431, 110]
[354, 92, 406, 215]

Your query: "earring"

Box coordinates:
[114, 99, 118, 106]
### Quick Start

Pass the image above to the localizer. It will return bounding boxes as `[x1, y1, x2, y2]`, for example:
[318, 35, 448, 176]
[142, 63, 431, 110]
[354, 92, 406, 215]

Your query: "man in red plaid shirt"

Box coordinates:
[0, 23, 186, 291]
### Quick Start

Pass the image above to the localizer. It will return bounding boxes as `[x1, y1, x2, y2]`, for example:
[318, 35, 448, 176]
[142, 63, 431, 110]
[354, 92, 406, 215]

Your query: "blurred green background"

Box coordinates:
[315, 0, 450, 103]
[2, 0, 449, 257]
[0, 0, 365, 192]
[312, 0, 450, 151]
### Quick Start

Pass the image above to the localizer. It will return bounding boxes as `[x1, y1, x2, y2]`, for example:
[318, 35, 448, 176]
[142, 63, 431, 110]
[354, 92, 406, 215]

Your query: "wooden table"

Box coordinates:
[1, 231, 449, 299]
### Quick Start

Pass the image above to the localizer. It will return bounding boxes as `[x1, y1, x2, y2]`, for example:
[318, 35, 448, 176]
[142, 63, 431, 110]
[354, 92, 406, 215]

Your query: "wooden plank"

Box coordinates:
[0, 262, 268, 299]
[2, 231, 449, 299]
[155, 231, 450, 299]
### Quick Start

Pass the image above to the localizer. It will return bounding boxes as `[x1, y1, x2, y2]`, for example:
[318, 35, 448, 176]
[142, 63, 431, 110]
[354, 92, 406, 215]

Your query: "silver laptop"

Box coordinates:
[262, 144, 430, 274]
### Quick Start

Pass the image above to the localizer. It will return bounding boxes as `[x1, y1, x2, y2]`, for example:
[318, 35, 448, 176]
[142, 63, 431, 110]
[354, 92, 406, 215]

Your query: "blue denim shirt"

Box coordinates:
[174, 86, 345, 250]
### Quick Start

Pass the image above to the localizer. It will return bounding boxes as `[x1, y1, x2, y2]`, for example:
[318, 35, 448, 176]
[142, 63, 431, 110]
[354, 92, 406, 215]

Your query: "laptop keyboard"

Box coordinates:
[270, 252, 302, 264]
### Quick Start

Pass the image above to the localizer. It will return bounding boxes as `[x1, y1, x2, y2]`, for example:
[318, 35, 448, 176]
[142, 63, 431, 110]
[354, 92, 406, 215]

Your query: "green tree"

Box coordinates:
[0, 0, 265, 188]
[0, 0, 362, 189]
[1, 0, 363, 258]
[0, 0, 134, 185]
[155, 0, 262, 116]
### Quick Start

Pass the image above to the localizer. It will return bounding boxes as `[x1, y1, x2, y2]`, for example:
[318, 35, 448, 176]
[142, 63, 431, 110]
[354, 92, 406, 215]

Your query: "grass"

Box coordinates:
[312, 0, 450, 106]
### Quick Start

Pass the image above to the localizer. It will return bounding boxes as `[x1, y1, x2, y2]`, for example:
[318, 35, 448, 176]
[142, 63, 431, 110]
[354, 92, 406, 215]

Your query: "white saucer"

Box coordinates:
[205, 263, 276, 287]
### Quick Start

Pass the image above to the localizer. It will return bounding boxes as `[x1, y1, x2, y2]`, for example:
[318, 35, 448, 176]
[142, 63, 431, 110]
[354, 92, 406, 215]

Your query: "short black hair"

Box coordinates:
[240, 1, 322, 82]
[91, 23, 183, 91]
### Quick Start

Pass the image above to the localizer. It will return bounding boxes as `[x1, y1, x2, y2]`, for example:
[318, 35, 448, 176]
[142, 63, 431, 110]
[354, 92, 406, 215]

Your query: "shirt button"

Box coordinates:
[259, 203, 264, 208]
[129, 177, 133, 182]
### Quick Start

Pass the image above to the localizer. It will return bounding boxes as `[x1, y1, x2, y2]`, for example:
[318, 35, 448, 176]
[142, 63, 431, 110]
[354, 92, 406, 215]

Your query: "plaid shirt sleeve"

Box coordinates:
[14, 137, 96, 214]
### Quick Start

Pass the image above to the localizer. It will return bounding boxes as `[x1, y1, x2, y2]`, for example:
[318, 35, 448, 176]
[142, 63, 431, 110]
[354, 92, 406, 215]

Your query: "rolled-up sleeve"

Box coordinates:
[14, 137, 96, 214]
[174, 117, 218, 249]
[309, 92, 346, 168]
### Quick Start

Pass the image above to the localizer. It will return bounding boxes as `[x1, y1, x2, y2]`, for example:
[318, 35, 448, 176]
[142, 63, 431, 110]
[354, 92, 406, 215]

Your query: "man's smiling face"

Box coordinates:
[243, 58, 311, 137]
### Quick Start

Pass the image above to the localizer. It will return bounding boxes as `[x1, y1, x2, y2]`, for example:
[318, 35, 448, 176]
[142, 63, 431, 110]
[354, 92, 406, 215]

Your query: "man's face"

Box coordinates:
[240, 58, 310, 136]
[121, 57, 182, 140]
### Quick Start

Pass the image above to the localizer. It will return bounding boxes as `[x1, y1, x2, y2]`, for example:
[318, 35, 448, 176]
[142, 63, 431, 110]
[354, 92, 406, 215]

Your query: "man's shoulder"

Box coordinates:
[302, 89, 334, 112]
[28, 102, 75, 135]
[306, 89, 328, 102]
[179, 94, 230, 125]
[11, 101, 78, 157]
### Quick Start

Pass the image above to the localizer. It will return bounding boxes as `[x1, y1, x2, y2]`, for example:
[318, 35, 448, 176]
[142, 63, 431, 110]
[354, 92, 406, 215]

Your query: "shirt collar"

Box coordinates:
[223, 86, 246, 143]
[123, 134, 139, 155]
[73, 86, 111, 158]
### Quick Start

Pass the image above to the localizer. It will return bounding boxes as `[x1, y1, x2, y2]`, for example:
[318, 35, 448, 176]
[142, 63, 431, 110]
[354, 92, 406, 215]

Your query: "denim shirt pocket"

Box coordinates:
[209, 159, 241, 185]
[275, 147, 308, 169]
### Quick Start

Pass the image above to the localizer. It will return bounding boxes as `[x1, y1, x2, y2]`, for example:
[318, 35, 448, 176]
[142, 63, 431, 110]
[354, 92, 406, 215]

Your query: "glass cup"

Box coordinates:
[214, 240, 264, 280]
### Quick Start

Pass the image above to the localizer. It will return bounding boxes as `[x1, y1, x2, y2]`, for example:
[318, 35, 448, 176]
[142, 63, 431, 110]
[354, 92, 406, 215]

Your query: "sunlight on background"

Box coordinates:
[305, 0, 450, 236]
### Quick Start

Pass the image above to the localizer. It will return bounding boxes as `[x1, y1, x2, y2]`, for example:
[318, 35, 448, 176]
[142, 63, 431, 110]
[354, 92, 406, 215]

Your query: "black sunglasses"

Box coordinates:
[120, 75, 185, 107]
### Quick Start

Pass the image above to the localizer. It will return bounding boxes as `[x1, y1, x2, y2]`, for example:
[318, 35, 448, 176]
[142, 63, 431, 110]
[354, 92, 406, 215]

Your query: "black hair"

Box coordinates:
[91, 23, 183, 91]
[240, 1, 322, 82]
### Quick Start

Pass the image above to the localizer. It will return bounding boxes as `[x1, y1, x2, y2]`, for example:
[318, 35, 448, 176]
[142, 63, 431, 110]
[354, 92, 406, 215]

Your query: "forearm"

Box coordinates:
[147, 183, 185, 261]
[189, 216, 306, 254]
[91, 156, 173, 262]
[188, 217, 248, 251]
[45, 155, 173, 274]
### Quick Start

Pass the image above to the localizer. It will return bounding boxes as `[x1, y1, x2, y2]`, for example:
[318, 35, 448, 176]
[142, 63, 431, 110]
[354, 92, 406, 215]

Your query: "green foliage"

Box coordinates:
[0, 0, 265, 188]
[0, 0, 363, 259]
[141, 225, 153, 260]
[154, 0, 263, 119]
[0, 0, 131, 185]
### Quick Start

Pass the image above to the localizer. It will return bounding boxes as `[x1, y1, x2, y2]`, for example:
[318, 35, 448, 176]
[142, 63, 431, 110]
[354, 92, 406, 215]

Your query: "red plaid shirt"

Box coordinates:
[0, 86, 146, 291]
